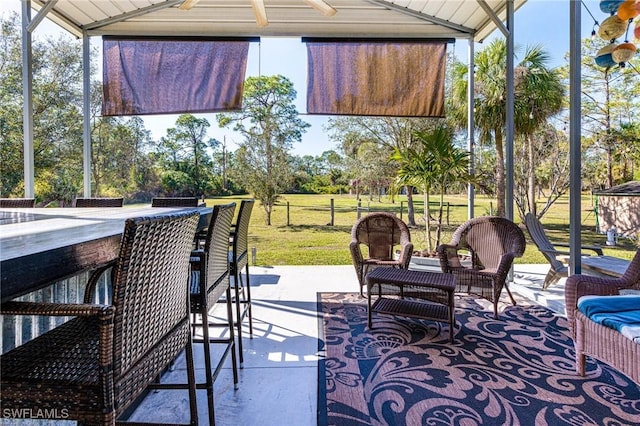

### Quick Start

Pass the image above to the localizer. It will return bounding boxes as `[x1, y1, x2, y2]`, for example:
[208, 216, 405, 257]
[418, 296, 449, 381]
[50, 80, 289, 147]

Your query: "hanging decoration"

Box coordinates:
[596, 43, 618, 67]
[593, 0, 638, 69]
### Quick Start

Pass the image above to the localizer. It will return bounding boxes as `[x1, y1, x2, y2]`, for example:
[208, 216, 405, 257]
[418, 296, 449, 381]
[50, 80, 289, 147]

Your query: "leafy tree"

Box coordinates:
[155, 114, 219, 196]
[327, 116, 437, 226]
[392, 124, 471, 251]
[451, 40, 569, 218]
[218, 75, 310, 225]
[568, 38, 640, 188]
[513, 45, 565, 217]
[1, 13, 84, 201]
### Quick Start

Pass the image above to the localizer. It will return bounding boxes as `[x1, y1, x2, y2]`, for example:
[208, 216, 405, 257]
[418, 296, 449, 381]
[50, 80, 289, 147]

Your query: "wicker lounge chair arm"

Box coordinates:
[553, 241, 603, 256]
[1, 300, 114, 319]
[349, 240, 364, 264]
[396, 242, 414, 269]
[436, 243, 464, 271]
[565, 275, 626, 337]
[83, 260, 118, 303]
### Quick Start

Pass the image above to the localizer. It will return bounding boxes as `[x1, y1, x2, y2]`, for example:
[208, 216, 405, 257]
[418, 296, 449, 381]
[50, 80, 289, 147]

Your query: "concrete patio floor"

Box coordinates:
[126, 262, 561, 426]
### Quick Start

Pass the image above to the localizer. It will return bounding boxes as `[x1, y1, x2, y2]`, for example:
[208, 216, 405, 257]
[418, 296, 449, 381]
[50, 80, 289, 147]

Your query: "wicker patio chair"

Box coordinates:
[0, 197, 36, 207]
[188, 202, 238, 424]
[228, 199, 255, 366]
[152, 196, 200, 207]
[565, 248, 640, 384]
[73, 197, 124, 207]
[437, 216, 526, 319]
[350, 212, 413, 297]
[525, 212, 603, 289]
[0, 211, 200, 425]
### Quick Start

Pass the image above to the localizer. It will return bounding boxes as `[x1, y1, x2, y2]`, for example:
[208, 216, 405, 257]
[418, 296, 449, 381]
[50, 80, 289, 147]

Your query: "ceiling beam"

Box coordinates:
[365, 0, 475, 36]
[477, 0, 508, 37]
[83, 0, 184, 30]
[250, 0, 269, 28]
[305, 0, 337, 17]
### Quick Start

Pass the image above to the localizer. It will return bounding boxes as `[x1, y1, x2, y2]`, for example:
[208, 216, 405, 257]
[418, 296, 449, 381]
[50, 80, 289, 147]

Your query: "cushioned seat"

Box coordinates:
[566, 249, 640, 384]
[578, 295, 640, 343]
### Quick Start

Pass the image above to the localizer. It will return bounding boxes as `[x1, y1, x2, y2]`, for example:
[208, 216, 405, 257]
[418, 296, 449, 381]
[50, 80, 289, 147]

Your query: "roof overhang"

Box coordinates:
[30, 0, 526, 42]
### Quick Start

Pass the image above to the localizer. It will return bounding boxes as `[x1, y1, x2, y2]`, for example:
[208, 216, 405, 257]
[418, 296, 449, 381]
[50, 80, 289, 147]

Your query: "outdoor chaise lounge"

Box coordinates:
[565, 248, 640, 385]
[525, 212, 603, 289]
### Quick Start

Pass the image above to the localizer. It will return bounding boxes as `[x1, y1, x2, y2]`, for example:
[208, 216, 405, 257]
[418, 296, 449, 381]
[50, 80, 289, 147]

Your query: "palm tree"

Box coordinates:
[513, 45, 564, 216]
[392, 124, 471, 252]
[450, 40, 563, 218]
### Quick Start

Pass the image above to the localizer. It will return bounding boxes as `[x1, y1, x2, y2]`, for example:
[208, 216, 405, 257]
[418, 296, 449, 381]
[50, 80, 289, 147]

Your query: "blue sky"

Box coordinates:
[2, 0, 603, 156]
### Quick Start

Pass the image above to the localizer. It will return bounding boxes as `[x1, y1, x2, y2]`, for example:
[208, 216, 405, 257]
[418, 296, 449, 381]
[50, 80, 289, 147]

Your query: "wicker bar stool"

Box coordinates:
[0, 211, 200, 425]
[229, 199, 255, 366]
[0, 197, 36, 207]
[73, 197, 124, 207]
[188, 202, 239, 424]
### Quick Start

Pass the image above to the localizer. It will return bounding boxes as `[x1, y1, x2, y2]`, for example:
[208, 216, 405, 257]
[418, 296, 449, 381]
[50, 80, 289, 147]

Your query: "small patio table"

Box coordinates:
[366, 268, 457, 342]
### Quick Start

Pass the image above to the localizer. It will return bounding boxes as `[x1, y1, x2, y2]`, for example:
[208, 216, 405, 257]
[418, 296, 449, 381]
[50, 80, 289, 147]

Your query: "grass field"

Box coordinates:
[206, 193, 638, 266]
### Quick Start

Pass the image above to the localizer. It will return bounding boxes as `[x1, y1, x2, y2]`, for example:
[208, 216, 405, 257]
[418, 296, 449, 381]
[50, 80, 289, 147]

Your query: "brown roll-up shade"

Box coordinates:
[102, 38, 250, 116]
[306, 40, 447, 117]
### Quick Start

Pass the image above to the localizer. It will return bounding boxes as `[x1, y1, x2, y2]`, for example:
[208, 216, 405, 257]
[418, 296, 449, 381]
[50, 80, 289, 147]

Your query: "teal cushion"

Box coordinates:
[578, 295, 640, 343]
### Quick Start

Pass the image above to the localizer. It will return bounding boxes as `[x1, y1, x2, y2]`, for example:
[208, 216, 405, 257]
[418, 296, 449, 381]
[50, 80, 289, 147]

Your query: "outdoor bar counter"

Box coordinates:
[0, 206, 211, 303]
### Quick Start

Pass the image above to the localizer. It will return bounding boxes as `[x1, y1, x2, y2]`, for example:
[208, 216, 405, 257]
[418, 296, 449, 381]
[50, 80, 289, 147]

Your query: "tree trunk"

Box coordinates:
[527, 133, 536, 215]
[424, 189, 432, 252]
[494, 126, 506, 217]
[405, 187, 416, 226]
[265, 205, 272, 226]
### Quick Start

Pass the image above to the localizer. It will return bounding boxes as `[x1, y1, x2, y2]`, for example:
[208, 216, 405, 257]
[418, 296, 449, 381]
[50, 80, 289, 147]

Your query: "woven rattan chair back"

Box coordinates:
[188, 202, 237, 424]
[452, 216, 526, 270]
[352, 212, 410, 260]
[73, 197, 124, 207]
[349, 212, 413, 296]
[229, 199, 255, 366]
[231, 199, 254, 265]
[438, 216, 526, 318]
[152, 196, 199, 207]
[199, 202, 236, 308]
[112, 212, 199, 376]
[0, 197, 35, 208]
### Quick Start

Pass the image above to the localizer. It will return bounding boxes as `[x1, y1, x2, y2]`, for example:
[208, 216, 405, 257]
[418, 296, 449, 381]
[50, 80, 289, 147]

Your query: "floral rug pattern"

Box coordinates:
[317, 292, 640, 426]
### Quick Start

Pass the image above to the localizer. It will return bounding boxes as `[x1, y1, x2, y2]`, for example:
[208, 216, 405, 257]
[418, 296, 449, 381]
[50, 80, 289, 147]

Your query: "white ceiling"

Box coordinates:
[32, 0, 526, 42]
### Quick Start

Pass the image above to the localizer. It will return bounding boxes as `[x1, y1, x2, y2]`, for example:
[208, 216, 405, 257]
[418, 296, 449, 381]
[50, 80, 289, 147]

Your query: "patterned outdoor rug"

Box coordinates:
[317, 292, 640, 426]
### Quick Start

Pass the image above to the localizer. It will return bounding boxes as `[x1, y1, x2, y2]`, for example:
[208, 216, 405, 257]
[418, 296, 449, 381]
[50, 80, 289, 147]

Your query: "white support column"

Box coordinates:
[505, 0, 515, 221]
[21, 0, 34, 198]
[82, 32, 92, 197]
[569, 0, 582, 274]
[467, 38, 475, 220]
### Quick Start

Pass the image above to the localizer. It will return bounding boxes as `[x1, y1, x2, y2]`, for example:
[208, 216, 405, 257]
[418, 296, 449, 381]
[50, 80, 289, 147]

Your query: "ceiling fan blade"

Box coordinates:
[304, 0, 337, 17]
[250, 0, 269, 27]
[178, 0, 200, 10]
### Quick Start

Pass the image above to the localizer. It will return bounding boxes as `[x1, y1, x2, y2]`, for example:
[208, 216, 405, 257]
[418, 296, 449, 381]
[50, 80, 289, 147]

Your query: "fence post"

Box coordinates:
[330, 198, 335, 226]
[400, 201, 404, 220]
[287, 201, 290, 226]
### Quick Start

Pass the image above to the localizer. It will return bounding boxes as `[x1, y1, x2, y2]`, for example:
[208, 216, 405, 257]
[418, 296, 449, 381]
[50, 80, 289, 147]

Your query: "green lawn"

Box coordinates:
[206, 193, 638, 266]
